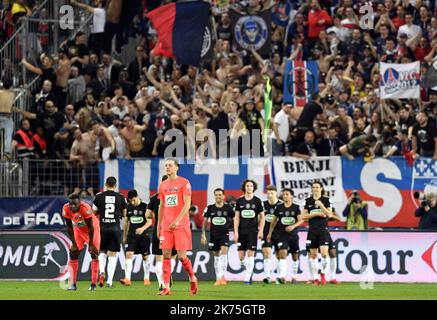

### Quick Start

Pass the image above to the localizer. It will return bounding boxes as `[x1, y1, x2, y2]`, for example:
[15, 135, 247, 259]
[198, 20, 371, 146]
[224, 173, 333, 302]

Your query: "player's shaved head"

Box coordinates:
[68, 193, 80, 212]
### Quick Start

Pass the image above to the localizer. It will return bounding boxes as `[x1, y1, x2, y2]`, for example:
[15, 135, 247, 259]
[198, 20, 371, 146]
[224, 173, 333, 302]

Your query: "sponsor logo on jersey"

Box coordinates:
[130, 216, 144, 224]
[241, 209, 256, 218]
[212, 217, 227, 226]
[265, 214, 275, 223]
[310, 208, 323, 214]
[165, 195, 178, 207]
[72, 215, 86, 228]
[281, 216, 296, 225]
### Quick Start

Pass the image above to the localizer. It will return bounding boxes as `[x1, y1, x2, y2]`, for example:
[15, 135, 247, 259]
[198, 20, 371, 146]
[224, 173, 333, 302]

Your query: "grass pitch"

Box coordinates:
[0, 281, 436, 300]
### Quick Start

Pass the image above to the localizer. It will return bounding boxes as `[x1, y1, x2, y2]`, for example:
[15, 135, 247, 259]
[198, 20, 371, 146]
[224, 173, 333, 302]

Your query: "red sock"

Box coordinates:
[91, 259, 99, 284]
[181, 258, 194, 278]
[163, 258, 171, 287]
[68, 260, 79, 285]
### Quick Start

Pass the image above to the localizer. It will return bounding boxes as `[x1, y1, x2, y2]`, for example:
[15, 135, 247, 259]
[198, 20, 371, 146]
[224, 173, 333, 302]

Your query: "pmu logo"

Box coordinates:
[0, 232, 70, 280]
[381, 67, 419, 95]
[422, 240, 437, 274]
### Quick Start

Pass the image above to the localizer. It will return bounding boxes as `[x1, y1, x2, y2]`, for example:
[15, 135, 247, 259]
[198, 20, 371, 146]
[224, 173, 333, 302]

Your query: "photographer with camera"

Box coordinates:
[343, 190, 368, 230]
[415, 194, 437, 230]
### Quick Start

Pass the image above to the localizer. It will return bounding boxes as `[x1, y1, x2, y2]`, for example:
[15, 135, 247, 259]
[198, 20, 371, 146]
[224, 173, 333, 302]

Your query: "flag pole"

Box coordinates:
[379, 62, 385, 124]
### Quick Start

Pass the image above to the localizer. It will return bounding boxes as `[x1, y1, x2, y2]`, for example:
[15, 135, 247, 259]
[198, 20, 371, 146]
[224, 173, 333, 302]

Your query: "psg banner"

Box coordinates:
[1, 231, 437, 283]
[200, 18, 216, 62]
[380, 62, 420, 99]
[229, 9, 271, 56]
[272, 157, 345, 207]
[283, 60, 319, 107]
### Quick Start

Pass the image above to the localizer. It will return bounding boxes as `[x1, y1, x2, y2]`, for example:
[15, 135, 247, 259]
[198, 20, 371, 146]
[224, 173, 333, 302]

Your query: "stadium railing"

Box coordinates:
[0, 159, 99, 196]
[0, 0, 93, 87]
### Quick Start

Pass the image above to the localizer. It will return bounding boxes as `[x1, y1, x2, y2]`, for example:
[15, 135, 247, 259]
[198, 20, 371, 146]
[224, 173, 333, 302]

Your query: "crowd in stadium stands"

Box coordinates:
[1, 0, 437, 194]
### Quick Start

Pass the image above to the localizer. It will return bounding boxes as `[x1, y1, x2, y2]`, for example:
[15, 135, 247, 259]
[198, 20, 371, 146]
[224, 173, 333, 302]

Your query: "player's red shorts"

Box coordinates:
[160, 226, 192, 251]
[74, 227, 101, 252]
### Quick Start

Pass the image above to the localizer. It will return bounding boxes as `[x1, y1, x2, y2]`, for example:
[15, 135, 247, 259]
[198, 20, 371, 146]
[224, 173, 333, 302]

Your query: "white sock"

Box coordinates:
[214, 256, 221, 280]
[330, 257, 337, 281]
[125, 258, 133, 281]
[310, 258, 318, 281]
[107, 256, 117, 285]
[155, 261, 163, 287]
[245, 257, 255, 282]
[321, 256, 329, 275]
[143, 259, 150, 280]
[263, 259, 271, 279]
[291, 260, 299, 280]
[171, 258, 176, 273]
[279, 259, 287, 279]
[220, 254, 228, 278]
[307, 257, 313, 280]
[98, 253, 107, 274]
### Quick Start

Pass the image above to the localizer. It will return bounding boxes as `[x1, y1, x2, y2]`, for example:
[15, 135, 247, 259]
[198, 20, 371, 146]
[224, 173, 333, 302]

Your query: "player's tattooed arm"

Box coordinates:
[315, 200, 333, 218]
[138, 216, 153, 235]
[300, 209, 312, 221]
[200, 217, 209, 246]
[157, 202, 164, 238]
[123, 216, 129, 243]
[267, 216, 278, 242]
[286, 214, 304, 232]
[257, 212, 265, 240]
[233, 211, 240, 244]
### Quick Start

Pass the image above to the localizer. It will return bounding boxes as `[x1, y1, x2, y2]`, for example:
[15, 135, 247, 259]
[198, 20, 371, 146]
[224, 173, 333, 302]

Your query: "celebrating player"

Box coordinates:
[201, 188, 235, 286]
[119, 189, 153, 286]
[93, 177, 127, 288]
[267, 188, 303, 284]
[147, 175, 178, 291]
[157, 158, 197, 296]
[63, 193, 100, 291]
[302, 182, 334, 285]
[262, 185, 282, 284]
[234, 179, 265, 285]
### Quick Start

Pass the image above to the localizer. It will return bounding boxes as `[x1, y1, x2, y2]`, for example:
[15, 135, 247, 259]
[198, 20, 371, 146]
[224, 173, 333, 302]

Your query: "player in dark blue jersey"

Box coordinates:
[262, 185, 282, 284]
[234, 179, 265, 285]
[92, 177, 127, 288]
[302, 182, 334, 286]
[201, 188, 235, 286]
[119, 189, 153, 286]
[267, 188, 303, 284]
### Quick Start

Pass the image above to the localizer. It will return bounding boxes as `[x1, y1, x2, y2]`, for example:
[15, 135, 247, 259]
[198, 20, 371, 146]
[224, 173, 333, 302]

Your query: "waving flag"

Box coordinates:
[230, 8, 271, 56]
[380, 62, 420, 99]
[263, 75, 272, 147]
[145, 1, 210, 66]
[283, 60, 319, 107]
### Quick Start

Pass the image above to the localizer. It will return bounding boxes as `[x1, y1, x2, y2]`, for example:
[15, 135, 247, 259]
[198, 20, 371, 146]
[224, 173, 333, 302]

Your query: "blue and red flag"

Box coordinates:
[283, 60, 319, 107]
[145, 1, 210, 66]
